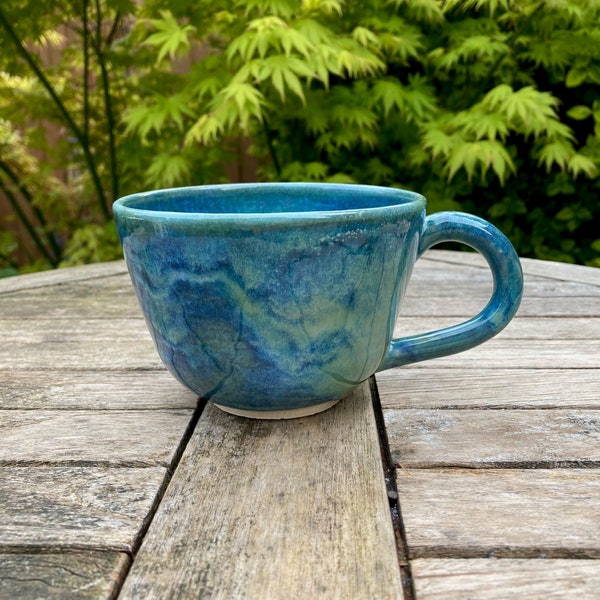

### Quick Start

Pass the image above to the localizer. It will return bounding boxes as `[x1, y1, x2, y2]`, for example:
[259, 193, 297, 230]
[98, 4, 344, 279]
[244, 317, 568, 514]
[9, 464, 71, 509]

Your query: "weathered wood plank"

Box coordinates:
[0, 316, 163, 370]
[411, 558, 600, 600]
[0, 339, 164, 371]
[385, 409, 600, 468]
[399, 294, 600, 318]
[119, 384, 404, 600]
[519, 257, 600, 286]
[396, 469, 600, 558]
[0, 370, 198, 410]
[0, 410, 194, 466]
[3, 258, 596, 322]
[3, 251, 597, 598]
[0, 261, 127, 294]
[0, 466, 166, 551]
[0, 550, 130, 600]
[0, 278, 140, 319]
[376, 368, 600, 409]
[0, 251, 485, 295]
[394, 316, 600, 340]
[4, 337, 596, 371]
[425, 250, 600, 287]
[403, 261, 599, 320]
[408, 263, 566, 289]
[408, 265, 491, 285]
[420, 250, 488, 270]
[405, 277, 597, 298]
[384, 339, 598, 369]
[1, 317, 150, 342]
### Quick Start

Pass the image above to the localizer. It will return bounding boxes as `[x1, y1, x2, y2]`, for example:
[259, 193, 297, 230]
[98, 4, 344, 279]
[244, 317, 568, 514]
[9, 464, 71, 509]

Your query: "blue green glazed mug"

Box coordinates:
[113, 183, 522, 419]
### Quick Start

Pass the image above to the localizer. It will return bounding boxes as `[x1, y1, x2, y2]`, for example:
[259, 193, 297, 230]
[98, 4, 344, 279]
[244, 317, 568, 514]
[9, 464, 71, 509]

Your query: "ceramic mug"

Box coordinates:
[113, 183, 523, 419]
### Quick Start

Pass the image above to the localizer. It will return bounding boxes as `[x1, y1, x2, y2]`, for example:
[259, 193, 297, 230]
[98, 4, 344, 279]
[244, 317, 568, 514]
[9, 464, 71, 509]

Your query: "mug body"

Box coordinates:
[114, 183, 425, 417]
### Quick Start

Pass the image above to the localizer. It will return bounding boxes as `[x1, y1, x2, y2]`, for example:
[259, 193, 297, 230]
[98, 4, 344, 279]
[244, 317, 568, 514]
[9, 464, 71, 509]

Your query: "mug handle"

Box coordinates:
[378, 211, 523, 371]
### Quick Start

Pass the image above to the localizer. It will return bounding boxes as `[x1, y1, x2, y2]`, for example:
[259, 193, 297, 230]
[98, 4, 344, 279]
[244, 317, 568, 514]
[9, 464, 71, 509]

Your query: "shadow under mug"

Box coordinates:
[113, 183, 523, 419]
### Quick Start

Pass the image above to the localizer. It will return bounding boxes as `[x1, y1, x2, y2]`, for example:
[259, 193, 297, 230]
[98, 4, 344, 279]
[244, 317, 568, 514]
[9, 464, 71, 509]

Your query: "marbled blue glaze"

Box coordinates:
[113, 183, 523, 413]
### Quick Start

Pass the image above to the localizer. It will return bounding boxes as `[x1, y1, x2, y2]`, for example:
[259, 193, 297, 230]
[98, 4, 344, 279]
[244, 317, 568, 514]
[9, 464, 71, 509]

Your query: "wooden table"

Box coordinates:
[1, 250, 599, 599]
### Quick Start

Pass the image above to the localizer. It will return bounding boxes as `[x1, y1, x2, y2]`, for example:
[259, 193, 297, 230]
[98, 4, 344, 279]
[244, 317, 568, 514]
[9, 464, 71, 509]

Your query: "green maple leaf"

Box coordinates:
[184, 113, 224, 146]
[442, 0, 511, 16]
[123, 94, 195, 140]
[568, 154, 598, 178]
[143, 11, 196, 64]
[537, 141, 574, 172]
[450, 109, 509, 141]
[249, 55, 315, 103]
[371, 79, 406, 117]
[446, 139, 515, 183]
[390, 0, 445, 23]
[145, 153, 191, 187]
[352, 26, 381, 50]
[421, 126, 457, 159]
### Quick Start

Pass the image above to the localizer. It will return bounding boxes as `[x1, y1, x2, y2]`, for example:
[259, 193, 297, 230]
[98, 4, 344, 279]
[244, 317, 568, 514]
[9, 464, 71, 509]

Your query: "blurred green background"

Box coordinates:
[1, 0, 599, 276]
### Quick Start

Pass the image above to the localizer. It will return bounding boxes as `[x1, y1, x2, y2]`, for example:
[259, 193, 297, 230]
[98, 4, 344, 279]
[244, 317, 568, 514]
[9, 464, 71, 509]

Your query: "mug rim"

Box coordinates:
[113, 182, 426, 223]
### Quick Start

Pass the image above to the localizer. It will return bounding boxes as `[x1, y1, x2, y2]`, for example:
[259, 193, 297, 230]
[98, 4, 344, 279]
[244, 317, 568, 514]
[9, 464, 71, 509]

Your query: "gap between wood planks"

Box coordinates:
[369, 377, 416, 600]
[112, 396, 207, 595]
[112, 381, 415, 599]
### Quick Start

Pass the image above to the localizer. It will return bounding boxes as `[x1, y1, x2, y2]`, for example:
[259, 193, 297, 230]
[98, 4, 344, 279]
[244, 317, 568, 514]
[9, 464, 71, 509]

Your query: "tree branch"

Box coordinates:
[83, 0, 91, 143]
[94, 0, 119, 201]
[262, 120, 282, 177]
[0, 159, 62, 262]
[0, 250, 20, 270]
[0, 5, 111, 221]
[0, 173, 58, 266]
[106, 10, 123, 46]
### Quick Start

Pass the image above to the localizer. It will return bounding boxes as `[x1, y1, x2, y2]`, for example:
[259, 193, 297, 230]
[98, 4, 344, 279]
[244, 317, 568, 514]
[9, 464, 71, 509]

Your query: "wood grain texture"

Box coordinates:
[0, 550, 130, 599]
[119, 385, 404, 600]
[405, 276, 596, 299]
[377, 368, 600, 409]
[396, 469, 600, 558]
[0, 410, 194, 466]
[0, 278, 141, 319]
[7, 335, 594, 371]
[424, 250, 600, 287]
[518, 258, 600, 286]
[400, 294, 600, 318]
[1, 317, 150, 341]
[379, 249, 600, 596]
[385, 409, 600, 467]
[394, 316, 600, 339]
[411, 558, 600, 600]
[0, 370, 198, 410]
[0, 260, 197, 598]
[0, 339, 164, 370]
[2, 249, 597, 598]
[0, 466, 166, 551]
[381, 339, 598, 369]
[0, 261, 127, 294]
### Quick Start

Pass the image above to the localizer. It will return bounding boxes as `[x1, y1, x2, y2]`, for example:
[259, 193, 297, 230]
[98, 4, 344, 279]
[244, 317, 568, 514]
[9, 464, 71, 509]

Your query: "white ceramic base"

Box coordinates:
[213, 399, 339, 420]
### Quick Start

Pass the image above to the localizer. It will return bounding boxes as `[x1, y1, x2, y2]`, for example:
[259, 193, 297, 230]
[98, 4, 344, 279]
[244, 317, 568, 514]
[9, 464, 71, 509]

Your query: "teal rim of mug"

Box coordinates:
[112, 182, 427, 224]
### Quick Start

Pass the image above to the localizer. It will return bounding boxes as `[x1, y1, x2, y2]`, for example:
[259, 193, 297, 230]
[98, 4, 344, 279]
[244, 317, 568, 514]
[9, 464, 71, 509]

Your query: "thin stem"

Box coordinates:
[0, 250, 20, 270]
[83, 0, 90, 143]
[0, 160, 62, 262]
[0, 6, 111, 221]
[262, 120, 281, 177]
[106, 10, 123, 45]
[94, 0, 119, 201]
[0, 176, 58, 267]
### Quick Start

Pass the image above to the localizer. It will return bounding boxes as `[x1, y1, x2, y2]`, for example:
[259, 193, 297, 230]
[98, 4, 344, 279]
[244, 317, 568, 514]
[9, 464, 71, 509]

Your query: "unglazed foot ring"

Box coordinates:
[213, 399, 340, 420]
